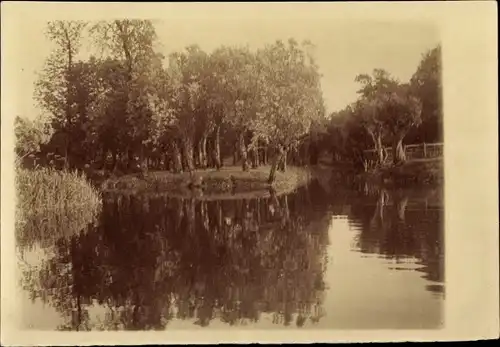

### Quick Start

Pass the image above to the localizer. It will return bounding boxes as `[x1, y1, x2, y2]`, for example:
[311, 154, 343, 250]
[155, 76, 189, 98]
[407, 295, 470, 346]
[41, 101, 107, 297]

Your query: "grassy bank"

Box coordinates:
[361, 158, 444, 187]
[101, 165, 313, 197]
[16, 166, 102, 249]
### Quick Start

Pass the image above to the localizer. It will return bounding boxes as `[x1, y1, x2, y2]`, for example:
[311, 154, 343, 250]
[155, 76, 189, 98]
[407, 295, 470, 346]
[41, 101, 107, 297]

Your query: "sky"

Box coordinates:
[11, 12, 439, 120]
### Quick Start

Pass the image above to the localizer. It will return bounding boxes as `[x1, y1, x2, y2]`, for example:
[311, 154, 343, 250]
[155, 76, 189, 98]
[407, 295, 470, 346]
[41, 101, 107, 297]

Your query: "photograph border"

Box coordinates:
[1, 1, 498, 344]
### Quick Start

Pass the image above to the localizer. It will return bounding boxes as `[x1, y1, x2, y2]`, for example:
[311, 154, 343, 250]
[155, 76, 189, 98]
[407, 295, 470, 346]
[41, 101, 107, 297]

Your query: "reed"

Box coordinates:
[15, 164, 102, 250]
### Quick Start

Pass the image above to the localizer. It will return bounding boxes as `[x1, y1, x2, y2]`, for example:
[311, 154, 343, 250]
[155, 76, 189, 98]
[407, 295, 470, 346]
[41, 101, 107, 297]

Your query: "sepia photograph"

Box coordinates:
[1, 2, 498, 345]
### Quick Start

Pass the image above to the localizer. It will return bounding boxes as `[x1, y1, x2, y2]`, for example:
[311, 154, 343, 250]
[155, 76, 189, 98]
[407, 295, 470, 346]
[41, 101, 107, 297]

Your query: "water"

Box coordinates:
[16, 176, 444, 330]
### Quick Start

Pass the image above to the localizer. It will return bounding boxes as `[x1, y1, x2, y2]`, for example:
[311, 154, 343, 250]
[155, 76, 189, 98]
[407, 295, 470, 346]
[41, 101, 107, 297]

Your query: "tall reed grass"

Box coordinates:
[15, 164, 102, 250]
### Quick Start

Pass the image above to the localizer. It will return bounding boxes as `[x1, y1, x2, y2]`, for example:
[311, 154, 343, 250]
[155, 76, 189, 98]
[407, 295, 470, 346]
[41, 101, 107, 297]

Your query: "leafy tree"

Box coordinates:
[377, 84, 422, 164]
[164, 46, 211, 172]
[34, 20, 88, 169]
[354, 69, 422, 165]
[409, 45, 442, 143]
[90, 20, 162, 172]
[256, 39, 325, 182]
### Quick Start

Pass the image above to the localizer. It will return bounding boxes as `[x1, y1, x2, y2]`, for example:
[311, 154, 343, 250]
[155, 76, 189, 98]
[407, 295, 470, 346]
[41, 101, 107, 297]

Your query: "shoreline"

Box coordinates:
[356, 157, 444, 188]
[99, 165, 314, 199]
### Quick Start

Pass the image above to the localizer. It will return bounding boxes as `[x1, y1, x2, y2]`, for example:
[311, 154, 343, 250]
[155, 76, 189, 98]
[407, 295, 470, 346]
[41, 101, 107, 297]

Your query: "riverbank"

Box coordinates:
[101, 165, 314, 197]
[359, 158, 444, 187]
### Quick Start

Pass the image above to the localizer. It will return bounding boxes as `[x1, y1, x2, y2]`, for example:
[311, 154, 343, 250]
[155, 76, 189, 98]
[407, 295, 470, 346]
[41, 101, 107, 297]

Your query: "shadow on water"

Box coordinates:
[17, 170, 444, 330]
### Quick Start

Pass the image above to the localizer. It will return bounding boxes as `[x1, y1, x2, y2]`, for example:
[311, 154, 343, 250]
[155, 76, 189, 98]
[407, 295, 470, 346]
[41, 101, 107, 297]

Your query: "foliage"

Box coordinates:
[408, 45, 443, 143]
[30, 20, 441, 178]
[14, 116, 52, 158]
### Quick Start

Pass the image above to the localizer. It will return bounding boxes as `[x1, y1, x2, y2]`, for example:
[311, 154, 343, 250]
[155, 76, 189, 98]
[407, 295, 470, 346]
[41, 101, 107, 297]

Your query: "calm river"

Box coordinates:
[16, 175, 444, 330]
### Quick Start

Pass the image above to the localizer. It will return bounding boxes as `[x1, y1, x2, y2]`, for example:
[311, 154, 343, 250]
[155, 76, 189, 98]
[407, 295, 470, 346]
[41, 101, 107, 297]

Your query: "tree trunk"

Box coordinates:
[163, 153, 170, 171]
[140, 145, 148, 173]
[239, 132, 249, 172]
[268, 145, 285, 184]
[392, 136, 406, 165]
[279, 148, 288, 172]
[251, 146, 258, 169]
[172, 142, 182, 173]
[207, 140, 214, 168]
[213, 125, 222, 169]
[127, 148, 135, 171]
[376, 135, 384, 164]
[182, 137, 195, 172]
[63, 136, 70, 170]
[112, 150, 118, 171]
[199, 134, 208, 169]
[368, 131, 384, 165]
[304, 142, 310, 165]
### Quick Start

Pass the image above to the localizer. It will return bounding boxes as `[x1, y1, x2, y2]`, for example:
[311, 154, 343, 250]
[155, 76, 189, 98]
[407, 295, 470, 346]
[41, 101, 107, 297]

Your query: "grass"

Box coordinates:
[15, 165, 102, 250]
[101, 165, 313, 198]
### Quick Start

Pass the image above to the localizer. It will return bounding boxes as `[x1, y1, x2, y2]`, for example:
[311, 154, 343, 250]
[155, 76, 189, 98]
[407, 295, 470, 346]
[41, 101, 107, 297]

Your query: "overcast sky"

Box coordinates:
[12, 12, 439, 120]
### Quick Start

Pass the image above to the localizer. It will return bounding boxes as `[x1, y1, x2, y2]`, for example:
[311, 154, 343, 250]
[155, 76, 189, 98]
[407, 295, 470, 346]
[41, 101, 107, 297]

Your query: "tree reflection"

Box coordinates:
[351, 186, 444, 292]
[22, 183, 330, 330]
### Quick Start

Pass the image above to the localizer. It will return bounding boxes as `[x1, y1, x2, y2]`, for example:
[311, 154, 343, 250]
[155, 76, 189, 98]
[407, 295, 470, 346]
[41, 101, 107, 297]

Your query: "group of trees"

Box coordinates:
[20, 20, 325, 183]
[323, 45, 442, 170]
[16, 19, 442, 178]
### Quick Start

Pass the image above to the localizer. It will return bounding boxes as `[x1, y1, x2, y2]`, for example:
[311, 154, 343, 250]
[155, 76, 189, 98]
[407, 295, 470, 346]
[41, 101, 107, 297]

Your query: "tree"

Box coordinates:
[161, 46, 211, 173]
[354, 69, 422, 165]
[409, 45, 442, 143]
[377, 84, 422, 164]
[87, 57, 131, 170]
[353, 69, 396, 164]
[35, 20, 88, 169]
[208, 46, 259, 171]
[256, 39, 325, 183]
[90, 20, 162, 172]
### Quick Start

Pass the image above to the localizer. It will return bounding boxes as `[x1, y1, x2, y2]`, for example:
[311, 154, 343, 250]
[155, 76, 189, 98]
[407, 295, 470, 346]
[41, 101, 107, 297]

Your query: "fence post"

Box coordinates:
[423, 142, 427, 158]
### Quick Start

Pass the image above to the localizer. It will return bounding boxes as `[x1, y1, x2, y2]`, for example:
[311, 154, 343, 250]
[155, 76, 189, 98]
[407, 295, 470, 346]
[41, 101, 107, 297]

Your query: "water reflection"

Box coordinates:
[349, 186, 444, 294]
[19, 183, 331, 330]
[17, 177, 444, 330]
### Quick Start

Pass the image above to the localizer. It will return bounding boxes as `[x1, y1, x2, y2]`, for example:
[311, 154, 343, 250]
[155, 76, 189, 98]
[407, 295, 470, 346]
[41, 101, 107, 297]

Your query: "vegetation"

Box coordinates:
[25, 20, 325, 185]
[378, 158, 444, 186]
[15, 164, 102, 250]
[321, 45, 442, 173]
[14, 115, 52, 159]
[101, 165, 312, 197]
[15, 20, 441, 194]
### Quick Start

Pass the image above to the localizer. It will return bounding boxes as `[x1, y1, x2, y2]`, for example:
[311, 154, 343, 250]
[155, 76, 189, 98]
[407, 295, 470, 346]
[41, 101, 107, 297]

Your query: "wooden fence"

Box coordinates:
[363, 142, 443, 161]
